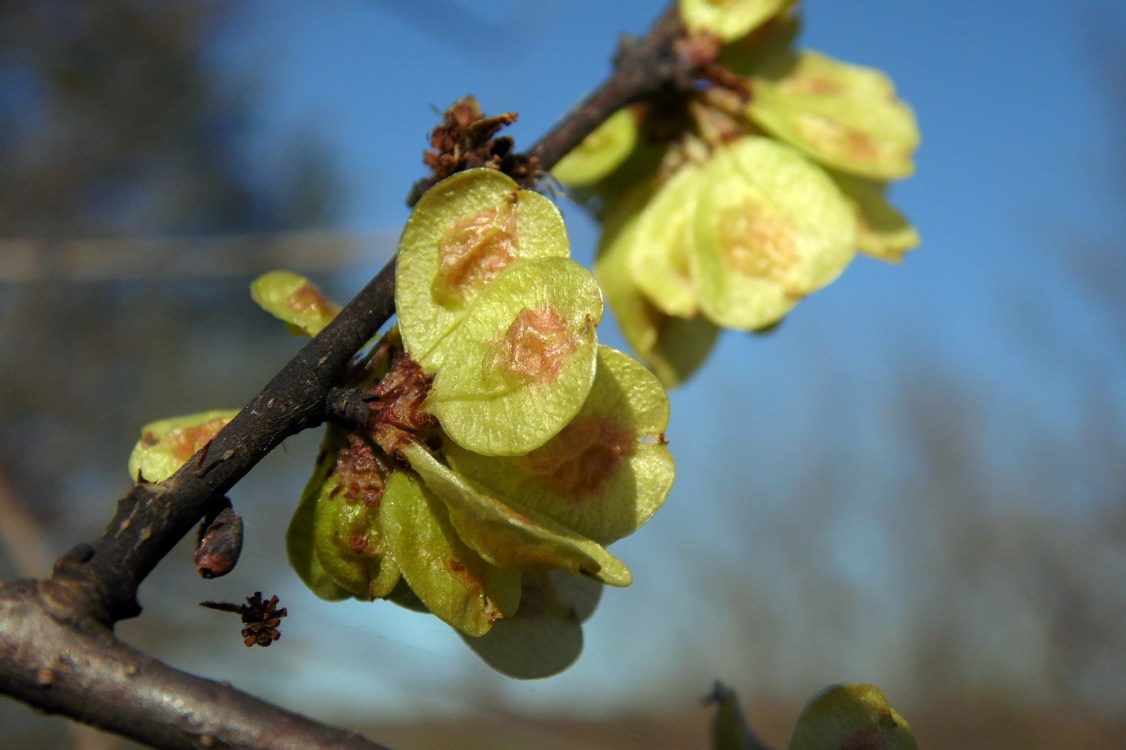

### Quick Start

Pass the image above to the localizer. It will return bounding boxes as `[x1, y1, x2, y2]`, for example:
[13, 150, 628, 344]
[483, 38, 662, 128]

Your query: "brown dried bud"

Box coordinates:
[194, 500, 243, 579]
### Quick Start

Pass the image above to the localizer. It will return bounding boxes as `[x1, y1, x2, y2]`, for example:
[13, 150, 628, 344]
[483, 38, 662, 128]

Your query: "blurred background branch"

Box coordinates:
[0, 231, 389, 284]
[0, 472, 52, 578]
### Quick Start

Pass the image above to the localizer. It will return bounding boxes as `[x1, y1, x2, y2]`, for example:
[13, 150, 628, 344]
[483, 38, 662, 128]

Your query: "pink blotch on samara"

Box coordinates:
[144, 417, 229, 465]
[486, 307, 581, 387]
[523, 415, 634, 497]
[286, 280, 339, 320]
[432, 207, 517, 305]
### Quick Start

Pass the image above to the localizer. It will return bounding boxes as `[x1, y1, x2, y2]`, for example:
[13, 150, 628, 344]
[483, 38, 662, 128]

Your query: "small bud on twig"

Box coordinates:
[194, 499, 243, 578]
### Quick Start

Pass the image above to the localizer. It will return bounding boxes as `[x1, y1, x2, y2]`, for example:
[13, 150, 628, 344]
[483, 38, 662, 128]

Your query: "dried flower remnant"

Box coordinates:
[412, 96, 538, 204]
[367, 350, 438, 457]
[331, 434, 386, 508]
[201, 592, 288, 648]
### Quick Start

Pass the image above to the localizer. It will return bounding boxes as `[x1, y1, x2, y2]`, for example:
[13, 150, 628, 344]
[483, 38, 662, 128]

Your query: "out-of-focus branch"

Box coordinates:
[0, 2, 706, 746]
[0, 230, 393, 284]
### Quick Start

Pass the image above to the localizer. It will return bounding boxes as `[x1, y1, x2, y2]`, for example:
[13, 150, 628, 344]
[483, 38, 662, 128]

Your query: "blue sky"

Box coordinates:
[186, 0, 1126, 725]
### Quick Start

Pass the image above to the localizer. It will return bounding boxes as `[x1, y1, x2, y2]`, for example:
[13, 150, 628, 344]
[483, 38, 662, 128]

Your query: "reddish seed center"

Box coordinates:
[719, 202, 799, 286]
[784, 75, 842, 96]
[432, 207, 517, 306]
[796, 112, 883, 164]
[145, 418, 229, 465]
[523, 415, 633, 497]
[286, 281, 338, 319]
[486, 307, 579, 387]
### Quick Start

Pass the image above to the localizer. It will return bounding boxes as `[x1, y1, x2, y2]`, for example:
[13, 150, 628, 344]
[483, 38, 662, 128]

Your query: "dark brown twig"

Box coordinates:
[522, 4, 686, 182]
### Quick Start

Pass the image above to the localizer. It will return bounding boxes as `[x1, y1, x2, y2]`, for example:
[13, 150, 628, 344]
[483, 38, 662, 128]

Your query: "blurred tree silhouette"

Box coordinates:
[0, 4, 349, 744]
[0, 0, 334, 236]
[0, 0, 341, 581]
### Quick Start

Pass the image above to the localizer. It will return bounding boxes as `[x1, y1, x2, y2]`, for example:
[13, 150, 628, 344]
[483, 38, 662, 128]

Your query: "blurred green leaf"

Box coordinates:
[461, 570, 602, 679]
[828, 172, 920, 262]
[708, 682, 771, 750]
[628, 160, 706, 318]
[250, 270, 340, 336]
[679, 0, 793, 42]
[553, 107, 638, 188]
[694, 136, 857, 330]
[128, 409, 238, 482]
[596, 186, 720, 387]
[747, 50, 920, 180]
[786, 684, 919, 750]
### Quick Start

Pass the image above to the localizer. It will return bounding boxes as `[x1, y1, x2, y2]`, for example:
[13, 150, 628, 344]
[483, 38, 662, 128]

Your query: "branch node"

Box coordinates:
[326, 386, 372, 428]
